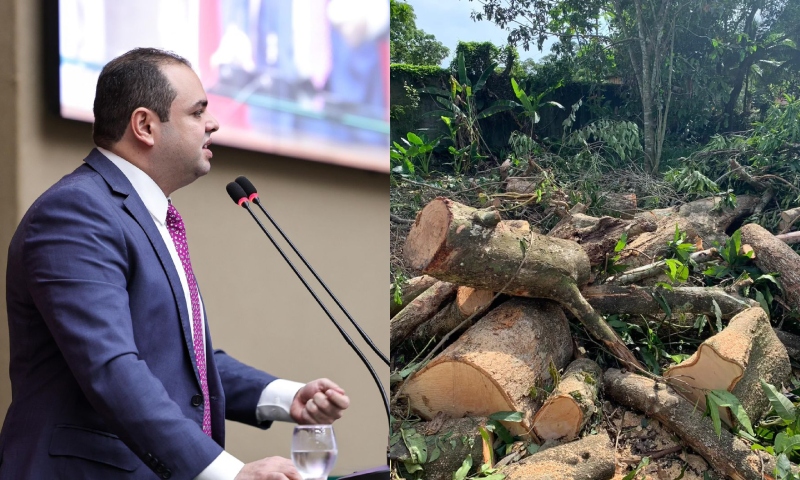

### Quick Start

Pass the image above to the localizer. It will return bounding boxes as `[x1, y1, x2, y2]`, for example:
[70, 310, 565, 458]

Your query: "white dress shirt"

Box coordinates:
[99, 148, 303, 480]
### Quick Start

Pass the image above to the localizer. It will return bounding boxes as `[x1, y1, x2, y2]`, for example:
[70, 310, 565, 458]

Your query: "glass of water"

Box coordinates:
[291, 425, 338, 480]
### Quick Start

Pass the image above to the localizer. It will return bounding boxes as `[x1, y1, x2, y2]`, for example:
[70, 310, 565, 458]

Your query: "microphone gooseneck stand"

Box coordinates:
[225, 182, 391, 425]
[234, 176, 389, 367]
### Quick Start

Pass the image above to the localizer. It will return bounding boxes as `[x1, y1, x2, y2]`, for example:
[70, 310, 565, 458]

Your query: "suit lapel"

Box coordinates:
[84, 150, 203, 383]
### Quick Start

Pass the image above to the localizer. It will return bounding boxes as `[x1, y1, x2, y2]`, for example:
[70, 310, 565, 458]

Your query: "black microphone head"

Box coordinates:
[226, 182, 248, 207]
[235, 176, 260, 202]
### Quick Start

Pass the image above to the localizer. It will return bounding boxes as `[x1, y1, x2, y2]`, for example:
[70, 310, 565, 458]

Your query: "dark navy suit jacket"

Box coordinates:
[0, 150, 278, 479]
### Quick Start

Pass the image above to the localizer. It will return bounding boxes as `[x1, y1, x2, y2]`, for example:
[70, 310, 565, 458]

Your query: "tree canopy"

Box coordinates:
[390, 0, 450, 66]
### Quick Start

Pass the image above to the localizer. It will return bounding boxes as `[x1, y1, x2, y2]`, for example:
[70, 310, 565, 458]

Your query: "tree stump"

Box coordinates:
[664, 307, 790, 426]
[403, 298, 573, 437]
[740, 223, 800, 313]
[501, 434, 615, 480]
[532, 358, 603, 442]
[548, 213, 656, 267]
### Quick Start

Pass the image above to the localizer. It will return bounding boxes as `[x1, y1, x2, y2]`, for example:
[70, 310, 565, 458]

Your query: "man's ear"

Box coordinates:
[130, 107, 157, 147]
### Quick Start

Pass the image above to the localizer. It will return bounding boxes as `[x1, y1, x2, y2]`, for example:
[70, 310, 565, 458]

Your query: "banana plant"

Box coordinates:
[510, 77, 564, 137]
[420, 51, 516, 166]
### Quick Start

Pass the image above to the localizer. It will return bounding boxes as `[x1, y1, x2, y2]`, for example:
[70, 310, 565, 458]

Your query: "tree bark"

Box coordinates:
[604, 369, 784, 480]
[390, 275, 439, 318]
[664, 307, 790, 426]
[410, 287, 495, 344]
[741, 223, 800, 312]
[582, 285, 757, 318]
[532, 358, 603, 442]
[390, 280, 457, 346]
[501, 434, 615, 480]
[403, 298, 573, 437]
[548, 213, 657, 267]
[405, 197, 644, 371]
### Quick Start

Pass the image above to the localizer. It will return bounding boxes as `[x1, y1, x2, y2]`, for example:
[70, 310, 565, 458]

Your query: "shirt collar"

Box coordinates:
[97, 147, 170, 225]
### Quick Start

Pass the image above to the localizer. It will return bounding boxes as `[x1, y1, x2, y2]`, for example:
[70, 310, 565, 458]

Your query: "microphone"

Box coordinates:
[225, 182, 390, 425]
[234, 176, 389, 366]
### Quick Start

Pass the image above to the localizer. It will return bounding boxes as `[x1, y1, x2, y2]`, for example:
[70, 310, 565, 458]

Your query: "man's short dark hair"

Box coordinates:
[92, 48, 191, 149]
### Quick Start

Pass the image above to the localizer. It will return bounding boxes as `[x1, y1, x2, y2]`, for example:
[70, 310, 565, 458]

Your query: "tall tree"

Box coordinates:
[390, 0, 450, 65]
[472, 0, 688, 173]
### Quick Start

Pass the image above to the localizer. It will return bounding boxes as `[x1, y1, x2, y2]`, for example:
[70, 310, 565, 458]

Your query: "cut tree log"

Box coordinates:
[390, 274, 438, 318]
[405, 197, 644, 371]
[605, 247, 719, 285]
[532, 358, 603, 442]
[582, 285, 757, 319]
[410, 287, 495, 344]
[779, 207, 800, 234]
[604, 369, 785, 480]
[390, 281, 457, 346]
[664, 307, 790, 426]
[740, 223, 800, 312]
[389, 416, 488, 480]
[403, 298, 574, 437]
[501, 434, 615, 480]
[621, 195, 760, 269]
[547, 213, 657, 267]
[777, 231, 800, 245]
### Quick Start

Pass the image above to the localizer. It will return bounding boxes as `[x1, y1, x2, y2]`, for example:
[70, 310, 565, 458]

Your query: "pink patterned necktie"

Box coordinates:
[166, 204, 211, 437]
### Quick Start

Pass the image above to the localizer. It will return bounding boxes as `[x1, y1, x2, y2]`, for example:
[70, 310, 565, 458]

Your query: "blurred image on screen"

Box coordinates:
[58, 0, 389, 172]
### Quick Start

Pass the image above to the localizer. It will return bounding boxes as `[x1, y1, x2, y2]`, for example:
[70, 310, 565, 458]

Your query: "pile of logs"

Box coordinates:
[390, 195, 800, 480]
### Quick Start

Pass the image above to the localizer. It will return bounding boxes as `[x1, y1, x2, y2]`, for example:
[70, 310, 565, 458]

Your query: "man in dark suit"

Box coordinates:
[0, 48, 349, 479]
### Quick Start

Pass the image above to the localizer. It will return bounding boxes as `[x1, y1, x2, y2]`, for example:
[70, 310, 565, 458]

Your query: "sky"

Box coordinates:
[404, 0, 554, 66]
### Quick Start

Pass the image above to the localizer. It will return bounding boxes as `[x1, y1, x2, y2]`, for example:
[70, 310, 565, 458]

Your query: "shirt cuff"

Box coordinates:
[194, 451, 245, 480]
[256, 379, 305, 423]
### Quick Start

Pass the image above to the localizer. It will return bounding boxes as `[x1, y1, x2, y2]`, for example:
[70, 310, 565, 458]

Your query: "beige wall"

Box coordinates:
[0, 0, 388, 475]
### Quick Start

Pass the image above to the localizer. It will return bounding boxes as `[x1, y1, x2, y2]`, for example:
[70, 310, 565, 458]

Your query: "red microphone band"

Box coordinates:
[237, 197, 248, 207]
[248, 193, 259, 202]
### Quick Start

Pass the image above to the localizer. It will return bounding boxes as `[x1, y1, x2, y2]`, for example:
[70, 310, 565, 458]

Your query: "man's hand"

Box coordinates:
[235, 456, 301, 480]
[290, 378, 350, 424]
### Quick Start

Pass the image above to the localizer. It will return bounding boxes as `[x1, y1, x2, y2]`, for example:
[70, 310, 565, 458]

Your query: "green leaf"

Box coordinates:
[489, 411, 524, 422]
[486, 420, 514, 444]
[453, 455, 472, 480]
[707, 390, 754, 436]
[706, 393, 723, 439]
[401, 428, 428, 464]
[404, 460, 423, 473]
[756, 290, 769, 318]
[760, 379, 796, 422]
[479, 426, 494, 466]
[457, 53, 469, 89]
[475, 62, 498, 92]
[406, 132, 423, 146]
[614, 232, 628, 252]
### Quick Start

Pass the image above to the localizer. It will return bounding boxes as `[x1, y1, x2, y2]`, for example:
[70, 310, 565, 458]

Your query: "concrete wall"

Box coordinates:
[0, 0, 388, 474]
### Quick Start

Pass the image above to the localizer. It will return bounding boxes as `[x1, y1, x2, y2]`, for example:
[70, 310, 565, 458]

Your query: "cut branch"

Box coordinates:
[390, 280, 457, 346]
[501, 434, 615, 480]
[582, 285, 756, 318]
[604, 369, 784, 480]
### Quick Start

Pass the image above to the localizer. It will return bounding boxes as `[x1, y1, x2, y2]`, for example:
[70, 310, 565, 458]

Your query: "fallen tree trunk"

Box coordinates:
[501, 434, 615, 480]
[740, 223, 800, 313]
[777, 231, 800, 245]
[621, 195, 760, 268]
[405, 197, 644, 371]
[606, 247, 719, 285]
[391, 275, 439, 318]
[582, 285, 757, 319]
[547, 213, 657, 267]
[403, 298, 573, 437]
[390, 281, 457, 346]
[532, 358, 603, 442]
[604, 369, 784, 480]
[389, 416, 488, 480]
[664, 307, 790, 426]
[410, 287, 495, 344]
